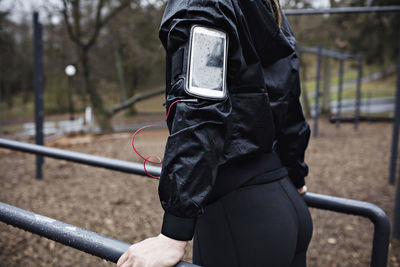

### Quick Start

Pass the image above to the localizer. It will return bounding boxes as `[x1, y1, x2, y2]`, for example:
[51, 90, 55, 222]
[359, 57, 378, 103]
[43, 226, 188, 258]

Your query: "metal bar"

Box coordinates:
[67, 76, 75, 120]
[354, 55, 363, 131]
[336, 58, 345, 129]
[303, 192, 390, 267]
[313, 44, 322, 137]
[389, 32, 400, 186]
[0, 202, 199, 267]
[33, 12, 44, 180]
[0, 138, 391, 265]
[0, 79, 2, 137]
[394, 167, 400, 239]
[300, 46, 356, 60]
[392, 33, 400, 237]
[329, 117, 393, 123]
[0, 194, 389, 267]
[285, 6, 400, 16]
[0, 138, 161, 177]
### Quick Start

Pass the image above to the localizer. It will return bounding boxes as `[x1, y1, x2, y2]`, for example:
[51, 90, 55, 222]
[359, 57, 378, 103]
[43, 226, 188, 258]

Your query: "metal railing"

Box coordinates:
[303, 193, 390, 267]
[0, 138, 391, 266]
[284, 6, 400, 15]
[0, 138, 161, 177]
[0, 202, 199, 267]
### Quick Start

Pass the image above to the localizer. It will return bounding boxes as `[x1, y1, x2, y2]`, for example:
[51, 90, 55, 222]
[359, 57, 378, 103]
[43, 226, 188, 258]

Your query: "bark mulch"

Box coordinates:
[0, 120, 399, 266]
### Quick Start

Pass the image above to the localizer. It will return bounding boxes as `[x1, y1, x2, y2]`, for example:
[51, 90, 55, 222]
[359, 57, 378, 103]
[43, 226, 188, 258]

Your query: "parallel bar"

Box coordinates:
[336, 58, 345, 129]
[33, 12, 44, 180]
[389, 33, 400, 186]
[0, 202, 199, 267]
[67, 76, 75, 120]
[0, 138, 161, 177]
[0, 80, 2, 136]
[354, 55, 363, 131]
[313, 44, 323, 137]
[394, 166, 400, 238]
[0, 139, 391, 266]
[300, 46, 356, 60]
[392, 32, 400, 237]
[0, 195, 390, 267]
[285, 6, 400, 16]
[303, 192, 390, 267]
[329, 116, 393, 123]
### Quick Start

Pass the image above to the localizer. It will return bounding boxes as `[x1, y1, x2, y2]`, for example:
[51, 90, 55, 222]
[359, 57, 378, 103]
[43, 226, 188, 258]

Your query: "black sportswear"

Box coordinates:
[193, 175, 313, 267]
[158, 0, 311, 241]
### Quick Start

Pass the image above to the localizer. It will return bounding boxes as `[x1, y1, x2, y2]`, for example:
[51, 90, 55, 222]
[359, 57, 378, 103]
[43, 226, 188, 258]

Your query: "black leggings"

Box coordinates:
[193, 176, 313, 267]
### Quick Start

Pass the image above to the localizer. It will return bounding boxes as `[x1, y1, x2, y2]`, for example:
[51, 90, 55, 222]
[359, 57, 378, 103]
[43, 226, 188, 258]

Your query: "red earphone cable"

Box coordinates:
[131, 99, 183, 179]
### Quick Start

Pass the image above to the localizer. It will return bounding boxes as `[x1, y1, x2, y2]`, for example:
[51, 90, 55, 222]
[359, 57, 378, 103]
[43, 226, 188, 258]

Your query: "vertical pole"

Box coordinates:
[354, 55, 363, 131]
[389, 33, 400, 186]
[313, 44, 323, 137]
[393, 44, 400, 237]
[367, 92, 372, 116]
[0, 85, 2, 136]
[336, 57, 345, 128]
[67, 76, 75, 121]
[322, 56, 332, 116]
[394, 170, 400, 238]
[33, 12, 44, 180]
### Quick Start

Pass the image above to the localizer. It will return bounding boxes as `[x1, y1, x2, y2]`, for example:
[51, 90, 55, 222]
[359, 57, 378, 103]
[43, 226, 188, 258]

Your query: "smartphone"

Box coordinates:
[186, 25, 228, 100]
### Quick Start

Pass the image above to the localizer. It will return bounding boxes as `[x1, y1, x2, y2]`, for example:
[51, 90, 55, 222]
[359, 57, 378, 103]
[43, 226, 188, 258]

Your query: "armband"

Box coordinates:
[186, 25, 228, 100]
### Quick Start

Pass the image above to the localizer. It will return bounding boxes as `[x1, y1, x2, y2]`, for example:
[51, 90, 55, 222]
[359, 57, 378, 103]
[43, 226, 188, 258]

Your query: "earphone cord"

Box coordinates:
[131, 99, 184, 179]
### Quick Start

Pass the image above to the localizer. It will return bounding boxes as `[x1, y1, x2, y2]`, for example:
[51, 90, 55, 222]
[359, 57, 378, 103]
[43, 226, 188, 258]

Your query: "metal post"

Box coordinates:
[0, 138, 162, 177]
[354, 55, 363, 131]
[322, 56, 332, 116]
[389, 33, 400, 186]
[394, 168, 400, 238]
[67, 76, 75, 120]
[0, 85, 2, 136]
[284, 6, 400, 16]
[336, 57, 345, 128]
[303, 193, 390, 267]
[367, 92, 372, 115]
[0, 138, 392, 266]
[392, 34, 400, 235]
[313, 44, 322, 137]
[0, 202, 199, 267]
[33, 12, 44, 180]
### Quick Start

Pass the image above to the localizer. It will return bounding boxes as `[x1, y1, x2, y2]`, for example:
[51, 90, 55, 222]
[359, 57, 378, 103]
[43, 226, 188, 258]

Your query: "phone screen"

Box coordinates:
[187, 26, 227, 99]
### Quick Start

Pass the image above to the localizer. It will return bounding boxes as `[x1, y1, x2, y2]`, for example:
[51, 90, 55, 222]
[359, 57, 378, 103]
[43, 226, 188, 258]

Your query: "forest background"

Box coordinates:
[0, 0, 399, 132]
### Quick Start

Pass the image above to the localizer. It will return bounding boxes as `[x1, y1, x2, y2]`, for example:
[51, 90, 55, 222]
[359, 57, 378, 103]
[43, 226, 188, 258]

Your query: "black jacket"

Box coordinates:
[158, 0, 311, 241]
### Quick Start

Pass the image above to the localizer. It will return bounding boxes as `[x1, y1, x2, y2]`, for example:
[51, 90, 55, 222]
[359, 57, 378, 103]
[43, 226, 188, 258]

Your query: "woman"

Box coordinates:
[117, 0, 313, 266]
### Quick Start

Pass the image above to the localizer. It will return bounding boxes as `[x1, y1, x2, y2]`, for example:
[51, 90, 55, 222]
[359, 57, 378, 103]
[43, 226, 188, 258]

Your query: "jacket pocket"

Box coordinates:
[226, 92, 275, 156]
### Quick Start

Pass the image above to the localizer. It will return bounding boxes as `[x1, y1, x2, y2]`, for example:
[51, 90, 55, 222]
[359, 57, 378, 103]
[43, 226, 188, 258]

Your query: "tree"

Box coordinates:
[61, 0, 136, 131]
[0, 7, 33, 110]
[325, 0, 399, 67]
[103, 2, 165, 112]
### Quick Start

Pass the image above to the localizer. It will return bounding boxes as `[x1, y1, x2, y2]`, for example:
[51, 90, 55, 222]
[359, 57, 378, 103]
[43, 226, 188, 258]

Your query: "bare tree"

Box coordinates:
[61, 0, 135, 131]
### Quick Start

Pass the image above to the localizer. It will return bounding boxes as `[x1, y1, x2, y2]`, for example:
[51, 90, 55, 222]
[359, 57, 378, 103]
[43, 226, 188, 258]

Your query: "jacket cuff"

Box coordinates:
[161, 212, 197, 241]
[291, 176, 305, 188]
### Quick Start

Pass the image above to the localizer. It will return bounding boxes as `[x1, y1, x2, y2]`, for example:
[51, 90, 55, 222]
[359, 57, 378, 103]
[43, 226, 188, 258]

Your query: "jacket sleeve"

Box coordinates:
[276, 71, 311, 189]
[158, 0, 237, 241]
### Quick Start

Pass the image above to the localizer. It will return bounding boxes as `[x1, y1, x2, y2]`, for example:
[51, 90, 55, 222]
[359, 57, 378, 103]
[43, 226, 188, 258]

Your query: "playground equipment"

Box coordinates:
[0, 202, 199, 267]
[1, 5, 399, 267]
[33, 12, 44, 180]
[285, 4, 400, 241]
[297, 45, 363, 135]
[0, 138, 391, 267]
